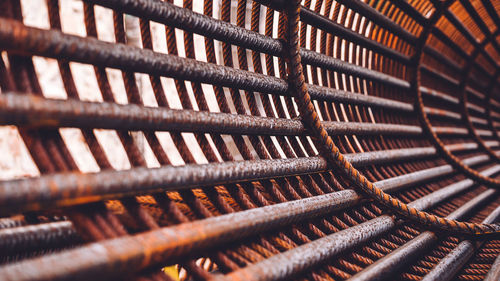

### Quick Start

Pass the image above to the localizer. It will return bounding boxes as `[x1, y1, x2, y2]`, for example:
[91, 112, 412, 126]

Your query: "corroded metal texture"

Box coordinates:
[1, 0, 500, 280]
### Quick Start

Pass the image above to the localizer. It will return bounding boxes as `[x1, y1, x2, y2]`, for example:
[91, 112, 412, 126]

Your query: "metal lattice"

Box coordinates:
[0, 0, 500, 280]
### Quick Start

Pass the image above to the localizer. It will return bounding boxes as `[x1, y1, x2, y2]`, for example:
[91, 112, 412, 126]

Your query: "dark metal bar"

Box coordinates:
[244, 0, 411, 63]
[300, 49, 410, 89]
[442, 9, 499, 70]
[424, 107, 462, 120]
[83, 0, 412, 88]
[0, 18, 413, 111]
[217, 172, 500, 281]
[390, 0, 429, 26]
[0, 221, 78, 256]
[408, 165, 500, 211]
[8, 92, 487, 139]
[421, 205, 500, 281]
[430, 26, 470, 60]
[458, 0, 500, 58]
[0, 0, 499, 279]
[218, 216, 397, 281]
[2, 154, 491, 260]
[425, 107, 487, 125]
[0, 93, 422, 136]
[372, 154, 488, 193]
[348, 186, 500, 281]
[420, 86, 460, 104]
[469, 116, 488, 125]
[0, 156, 493, 281]
[299, 7, 411, 63]
[0, 145, 443, 215]
[331, 0, 492, 85]
[334, 0, 418, 44]
[433, 127, 493, 137]
[0, 190, 361, 281]
[420, 66, 487, 101]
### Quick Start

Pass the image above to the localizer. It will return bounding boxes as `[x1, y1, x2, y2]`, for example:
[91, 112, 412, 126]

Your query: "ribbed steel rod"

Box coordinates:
[0, 190, 361, 281]
[0, 93, 422, 136]
[0, 155, 495, 281]
[433, 127, 493, 137]
[373, 155, 490, 193]
[219, 215, 397, 281]
[348, 187, 500, 281]
[421, 85, 488, 114]
[421, 66, 489, 103]
[298, 7, 410, 63]
[390, 0, 429, 25]
[334, 0, 418, 44]
[0, 18, 413, 112]
[334, 0, 493, 81]
[215, 174, 500, 281]
[92, 0, 486, 103]
[442, 9, 500, 70]
[421, 205, 500, 281]
[0, 10, 476, 120]
[90, 0, 411, 67]
[81, 0, 410, 89]
[4, 93, 487, 140]
[0, 145, 445, 215]
[0, 221, 78, 257]
[1, 154, 491, 258]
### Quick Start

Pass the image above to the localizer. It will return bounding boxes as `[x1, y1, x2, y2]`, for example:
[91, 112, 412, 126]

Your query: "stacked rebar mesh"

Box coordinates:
[1, 0, 500, 280]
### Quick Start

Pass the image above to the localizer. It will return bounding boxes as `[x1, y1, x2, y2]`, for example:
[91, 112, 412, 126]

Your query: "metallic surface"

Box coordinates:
[1, 0, 500, 280]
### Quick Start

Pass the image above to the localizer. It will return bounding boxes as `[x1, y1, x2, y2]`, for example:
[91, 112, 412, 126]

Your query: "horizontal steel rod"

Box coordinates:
[0, 144, 444, 215]
[390, 0, 428, 25]
[420, 86, 487, 115]
[4, 93, 486, 139]
[0, 190, 361, 281]
[298, 7, 410, 63]
[421, 205, 500, 281]
[425, 107, 487, 125]
[0, 93, 422, 136]
[485, 141, 500, 148]
[300, 49, 410, 89]
[0, 158, 495, 281]
[306, 84, 412, 111]
[433, 126, 493, 137]
[2, 154, 491, 257]
[216, 172, 500, 281]
[332, 0, 493, 82]
[409, 165, 500, 211]
[0, 221, 77, 255]
[218, 216, 396, 281]
[424, 107, 461, 120]
[348, 187, 500, 281]
[469, 116, 488, 125]
[443, 9, 500, 70]
[90, 0, 411, 67]
[421, 65, 487, 100]
[260, 0, 496, 81]
[3, 5, 477, 118]
[373, 155, 490, 193]
[0, 18, 413, 113]
[0, 15, 464, 117]
[334, 0, 417, 44]
[92, 0, 411, 89]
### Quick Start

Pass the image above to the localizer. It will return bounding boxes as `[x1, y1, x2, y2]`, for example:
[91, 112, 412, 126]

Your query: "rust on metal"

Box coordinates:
[0, 0, 500, 280]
